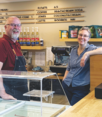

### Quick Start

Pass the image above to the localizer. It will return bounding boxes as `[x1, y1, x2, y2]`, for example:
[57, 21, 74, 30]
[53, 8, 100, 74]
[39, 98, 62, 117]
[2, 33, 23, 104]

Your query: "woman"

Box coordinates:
[62, 26, 102, 105]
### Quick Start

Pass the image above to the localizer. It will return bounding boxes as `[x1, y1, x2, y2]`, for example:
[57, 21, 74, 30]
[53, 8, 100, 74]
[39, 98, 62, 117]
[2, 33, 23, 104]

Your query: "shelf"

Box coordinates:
[0, 22, 35, 25]
[0, 9, 35, 12]
[21, 22, 35, 24]
[36, 6, 85, 11]
[0, 23, 4, 25]
[36, 11, 85, 15]
[36, 15, 84, 19]
[20, 18, 35, 20]
[36, 20, 84, 24]
[0, 18, 35, 21]
[23, 89, 55, 98]
[59, 38, 102, 42]
[0, 14, 34, 17]
[21, 46, 46, 50]
[0, 19, 5, 21]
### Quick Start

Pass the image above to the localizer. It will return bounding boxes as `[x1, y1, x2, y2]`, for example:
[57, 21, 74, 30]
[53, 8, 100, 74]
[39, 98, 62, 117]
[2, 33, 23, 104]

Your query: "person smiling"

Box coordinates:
[62, 26, 102, 106]
[0, 16, 29, 100]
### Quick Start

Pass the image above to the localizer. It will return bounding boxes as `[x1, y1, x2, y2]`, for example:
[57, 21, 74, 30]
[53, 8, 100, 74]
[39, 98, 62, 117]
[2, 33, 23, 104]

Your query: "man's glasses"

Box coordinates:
[78, 33, 89, 38]
[6, 23, 21, 27]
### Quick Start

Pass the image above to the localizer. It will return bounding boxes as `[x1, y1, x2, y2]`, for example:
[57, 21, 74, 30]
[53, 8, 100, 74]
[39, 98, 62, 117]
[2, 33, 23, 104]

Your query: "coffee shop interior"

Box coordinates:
[0, 0, 102, 117]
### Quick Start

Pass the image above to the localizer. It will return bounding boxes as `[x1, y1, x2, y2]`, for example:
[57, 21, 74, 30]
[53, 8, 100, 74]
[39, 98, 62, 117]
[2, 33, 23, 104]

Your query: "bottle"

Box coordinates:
[26, 27, 30, 46]
[40, 38, 44, 46]
[19, 28, 23, 46]
[23, 27, 27, 46]
[31, 27, 35, 46]
[35, 27, 39, 46]
[17, 37, 19, 43]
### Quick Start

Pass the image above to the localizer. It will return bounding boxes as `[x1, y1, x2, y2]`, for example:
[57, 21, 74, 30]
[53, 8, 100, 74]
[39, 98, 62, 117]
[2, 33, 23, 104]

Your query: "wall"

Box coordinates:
[0, 0, 102, 46]
[0, 0, 102, 70]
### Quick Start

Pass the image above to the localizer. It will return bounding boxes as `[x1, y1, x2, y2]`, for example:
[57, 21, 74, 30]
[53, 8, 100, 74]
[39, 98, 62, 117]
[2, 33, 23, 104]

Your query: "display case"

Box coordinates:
[0, 70, 70, 117]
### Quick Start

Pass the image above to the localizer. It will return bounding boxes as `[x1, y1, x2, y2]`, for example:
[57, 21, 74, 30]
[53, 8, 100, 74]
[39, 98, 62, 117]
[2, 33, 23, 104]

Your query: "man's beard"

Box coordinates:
[11, 29, 20, 40]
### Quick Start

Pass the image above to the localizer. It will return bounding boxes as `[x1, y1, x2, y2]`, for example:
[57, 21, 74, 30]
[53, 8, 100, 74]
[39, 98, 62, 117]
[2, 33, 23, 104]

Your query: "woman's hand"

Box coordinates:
[62, 70, 69, 81]
[62, 77, 66, 81]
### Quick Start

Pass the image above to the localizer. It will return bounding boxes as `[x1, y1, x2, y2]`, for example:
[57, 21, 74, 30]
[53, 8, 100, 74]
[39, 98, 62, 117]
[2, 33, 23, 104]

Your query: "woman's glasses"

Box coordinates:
[78, 33, 89, 38]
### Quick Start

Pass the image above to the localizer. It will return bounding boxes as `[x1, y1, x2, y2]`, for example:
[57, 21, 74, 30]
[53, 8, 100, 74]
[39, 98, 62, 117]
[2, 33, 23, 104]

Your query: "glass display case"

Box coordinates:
[0, 70, 71, 117]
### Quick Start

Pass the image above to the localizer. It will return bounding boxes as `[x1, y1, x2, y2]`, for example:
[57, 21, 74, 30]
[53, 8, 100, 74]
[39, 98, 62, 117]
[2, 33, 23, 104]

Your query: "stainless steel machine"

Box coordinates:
[50, 46, 72, 74]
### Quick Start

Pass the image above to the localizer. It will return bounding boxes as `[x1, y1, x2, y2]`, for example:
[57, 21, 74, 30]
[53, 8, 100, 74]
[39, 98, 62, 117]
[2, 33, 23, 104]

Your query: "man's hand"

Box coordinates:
[80, 52, 89, 67]
[0, 90, 17, 100]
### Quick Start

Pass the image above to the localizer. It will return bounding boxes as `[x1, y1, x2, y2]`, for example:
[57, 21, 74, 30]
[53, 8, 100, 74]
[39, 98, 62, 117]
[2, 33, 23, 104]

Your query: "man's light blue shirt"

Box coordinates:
[64, 44, 97, 87]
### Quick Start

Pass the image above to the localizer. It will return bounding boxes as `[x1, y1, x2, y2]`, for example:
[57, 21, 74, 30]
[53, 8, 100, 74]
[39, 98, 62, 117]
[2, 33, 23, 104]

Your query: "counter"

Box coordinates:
[59, 55, 102, 117]
[59, 90, 102, 117]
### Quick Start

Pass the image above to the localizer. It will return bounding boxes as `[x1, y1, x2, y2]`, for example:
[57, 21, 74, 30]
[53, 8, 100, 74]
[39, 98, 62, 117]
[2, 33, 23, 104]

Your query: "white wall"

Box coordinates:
[0, 0, 102, 47]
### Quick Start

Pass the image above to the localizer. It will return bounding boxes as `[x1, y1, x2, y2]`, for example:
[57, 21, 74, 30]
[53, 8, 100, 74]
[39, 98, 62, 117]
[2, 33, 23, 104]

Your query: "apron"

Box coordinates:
[3, 43, 29, 101]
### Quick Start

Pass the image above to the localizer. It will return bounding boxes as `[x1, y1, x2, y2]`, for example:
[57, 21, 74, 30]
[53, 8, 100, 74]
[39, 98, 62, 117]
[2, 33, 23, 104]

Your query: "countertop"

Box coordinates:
[59, 90, 102, 117]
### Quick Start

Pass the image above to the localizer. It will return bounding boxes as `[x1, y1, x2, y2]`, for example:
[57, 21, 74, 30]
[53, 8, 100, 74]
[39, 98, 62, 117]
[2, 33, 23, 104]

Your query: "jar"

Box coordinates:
[40, 38, 44, 46]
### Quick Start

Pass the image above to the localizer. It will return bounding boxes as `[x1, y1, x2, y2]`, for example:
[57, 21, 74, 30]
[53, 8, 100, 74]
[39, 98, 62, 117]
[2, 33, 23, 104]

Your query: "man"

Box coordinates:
[0, 16, 29, 100]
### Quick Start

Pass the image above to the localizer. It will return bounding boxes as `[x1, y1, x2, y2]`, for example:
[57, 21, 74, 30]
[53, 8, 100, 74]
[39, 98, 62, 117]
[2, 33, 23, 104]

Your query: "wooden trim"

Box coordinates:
[21, 22, 35, 24]
[20, 18, 35, 20]
[90, 55, 102, 91]
[0, 20, 85, 24]
[36, 11, 85, 15]
[36, 15, 84, 19]
[0, 14, 34, 16]
[36, 20, 84, 24]
[59, 38, 102, 42]
[0, 19, 6, 21]
[0, 22, 35, 24]
[36, 6, 85, 11]
[0, 9, 35, 12]
[60, 38, 78, 42]
[8, 9, 35, 12]
[46, 75, 63, 80]
[0, 18, 35, 20]
[0, 23, 5, 25]
[21, 46, 46, 50]
[51, 106, 66, 117]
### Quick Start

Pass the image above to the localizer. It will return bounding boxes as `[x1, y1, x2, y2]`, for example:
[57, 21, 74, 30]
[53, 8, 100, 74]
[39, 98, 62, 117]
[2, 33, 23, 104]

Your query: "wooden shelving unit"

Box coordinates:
[36, 6, 85, 24]
[59, 38, 102, 42]
[21, 46, 46, 50]
[0, 7, 85, 24]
